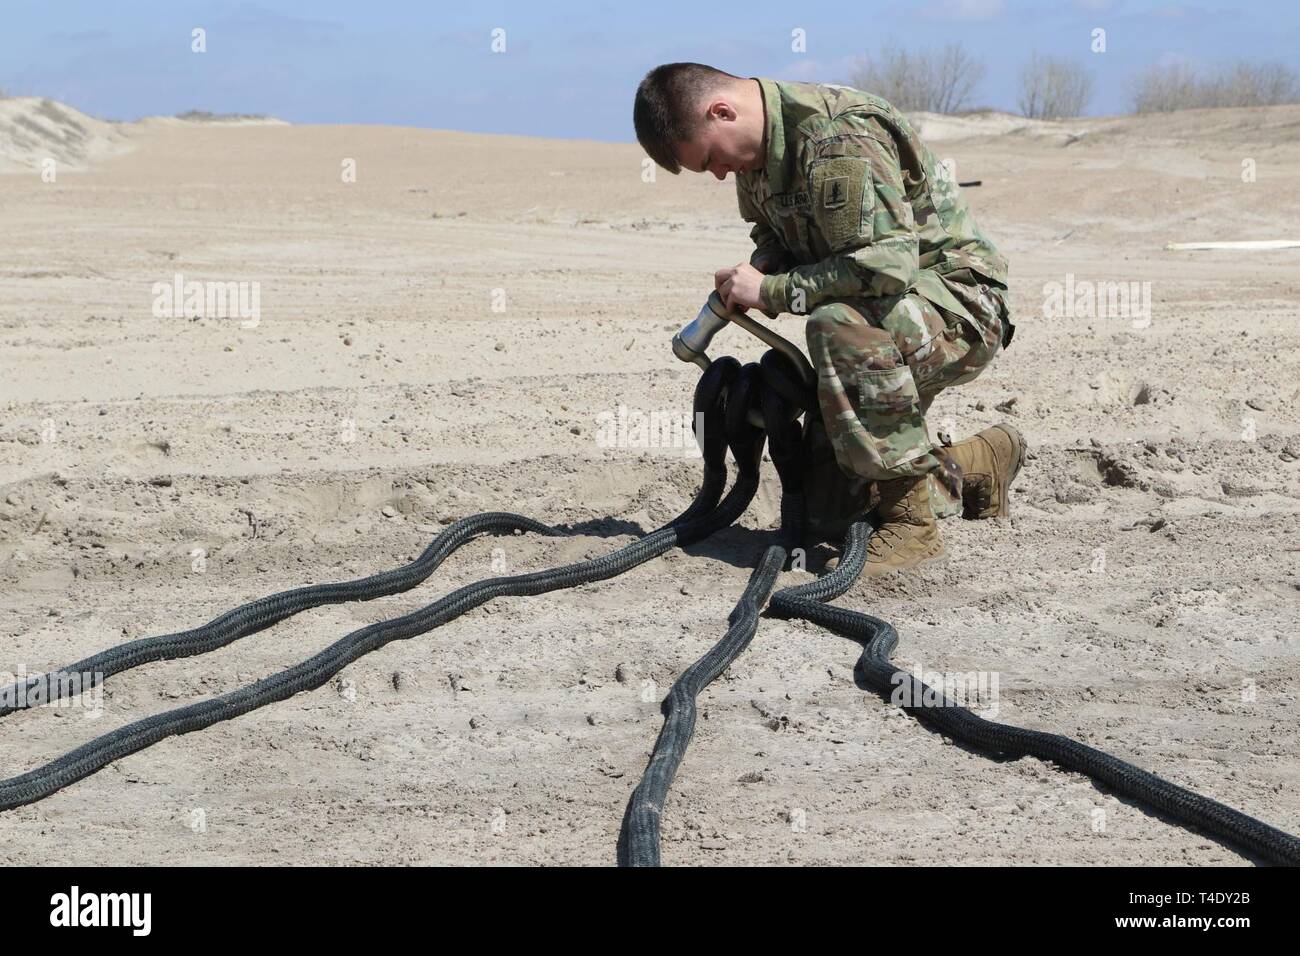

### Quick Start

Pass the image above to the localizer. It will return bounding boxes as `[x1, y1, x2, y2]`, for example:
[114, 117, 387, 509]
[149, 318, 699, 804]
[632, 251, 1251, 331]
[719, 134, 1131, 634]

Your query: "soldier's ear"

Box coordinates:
[706, 99, 737, 123]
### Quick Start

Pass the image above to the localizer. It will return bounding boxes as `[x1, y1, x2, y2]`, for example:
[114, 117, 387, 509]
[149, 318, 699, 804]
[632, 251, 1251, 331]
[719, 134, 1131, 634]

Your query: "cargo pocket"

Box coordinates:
[844, 361, 929, 473]
[857, 363, 916, 415]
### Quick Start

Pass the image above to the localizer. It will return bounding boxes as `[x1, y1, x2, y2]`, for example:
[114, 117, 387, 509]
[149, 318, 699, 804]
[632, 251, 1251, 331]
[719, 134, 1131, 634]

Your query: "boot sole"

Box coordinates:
[990, 423, 1027, 517]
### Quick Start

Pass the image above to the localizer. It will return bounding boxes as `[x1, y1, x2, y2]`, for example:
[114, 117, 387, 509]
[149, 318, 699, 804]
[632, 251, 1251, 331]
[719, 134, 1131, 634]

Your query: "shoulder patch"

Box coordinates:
[810, 157, 871, 249]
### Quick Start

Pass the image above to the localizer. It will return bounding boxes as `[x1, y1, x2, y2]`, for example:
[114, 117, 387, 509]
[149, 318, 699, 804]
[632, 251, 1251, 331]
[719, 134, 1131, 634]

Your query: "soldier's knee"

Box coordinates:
[805, 302, 899, 371]
[804, 302, 854, 345]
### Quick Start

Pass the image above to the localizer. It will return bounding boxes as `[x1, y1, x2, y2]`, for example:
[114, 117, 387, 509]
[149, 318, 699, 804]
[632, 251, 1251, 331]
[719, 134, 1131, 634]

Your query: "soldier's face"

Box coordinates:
[675, 99, 763, 180]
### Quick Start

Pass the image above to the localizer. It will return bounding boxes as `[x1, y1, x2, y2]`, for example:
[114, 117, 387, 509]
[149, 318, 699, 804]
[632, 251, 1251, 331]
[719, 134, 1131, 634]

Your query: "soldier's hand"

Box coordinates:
[715, 262, 766, 314]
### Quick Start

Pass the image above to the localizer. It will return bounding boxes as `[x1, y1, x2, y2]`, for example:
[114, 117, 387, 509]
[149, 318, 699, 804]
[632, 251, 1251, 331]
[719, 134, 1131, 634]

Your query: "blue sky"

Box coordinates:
[2, 0, 1297, 139]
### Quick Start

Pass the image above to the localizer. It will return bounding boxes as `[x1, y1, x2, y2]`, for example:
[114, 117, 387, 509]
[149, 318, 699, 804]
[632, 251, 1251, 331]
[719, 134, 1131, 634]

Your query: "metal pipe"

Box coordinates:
[671, 291, 815, 389]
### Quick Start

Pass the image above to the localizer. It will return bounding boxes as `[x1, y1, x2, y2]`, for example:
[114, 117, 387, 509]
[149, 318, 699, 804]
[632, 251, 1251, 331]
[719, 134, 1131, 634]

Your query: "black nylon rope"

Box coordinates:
[0, 355, 741, 722]
[0, 504, 747, 812]
[3, 349, 1297, 867]
[0, 363, 758, 812]
[621, 543, 786, 867]
[768, 531, 1300, 866]
[619, 359, 1299, 867]
[0, 513, 556, 718]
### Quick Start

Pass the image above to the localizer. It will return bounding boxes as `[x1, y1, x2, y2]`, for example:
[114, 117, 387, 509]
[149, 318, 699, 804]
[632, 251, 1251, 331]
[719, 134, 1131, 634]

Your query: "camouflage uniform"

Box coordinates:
[736, 79, 1013, 482]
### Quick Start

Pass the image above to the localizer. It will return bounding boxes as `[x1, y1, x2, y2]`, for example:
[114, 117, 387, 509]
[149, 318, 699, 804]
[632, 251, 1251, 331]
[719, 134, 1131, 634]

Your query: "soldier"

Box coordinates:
[634, 62, 1026, 576]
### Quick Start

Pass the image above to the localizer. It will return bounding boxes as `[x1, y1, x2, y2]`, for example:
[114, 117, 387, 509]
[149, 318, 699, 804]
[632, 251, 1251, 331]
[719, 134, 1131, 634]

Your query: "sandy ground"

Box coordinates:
[0, 101, 1297, 866]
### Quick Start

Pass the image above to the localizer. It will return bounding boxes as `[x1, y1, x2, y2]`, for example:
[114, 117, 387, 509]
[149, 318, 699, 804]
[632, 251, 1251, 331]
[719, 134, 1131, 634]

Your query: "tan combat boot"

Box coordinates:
[863, 474, 945, 578]
[945, 424, 1027, 519]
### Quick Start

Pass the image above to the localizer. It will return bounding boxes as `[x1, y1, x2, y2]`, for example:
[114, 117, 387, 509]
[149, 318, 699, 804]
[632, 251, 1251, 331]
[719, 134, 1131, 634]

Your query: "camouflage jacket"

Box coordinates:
[738, 78, 1008, 321]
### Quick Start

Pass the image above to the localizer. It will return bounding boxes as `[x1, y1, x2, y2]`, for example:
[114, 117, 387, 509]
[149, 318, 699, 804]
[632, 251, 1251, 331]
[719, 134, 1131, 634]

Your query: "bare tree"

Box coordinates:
[1244, 62, 1299, 105]
[1201, 61, 1298, 107]
[930, 44, 987, 113]
[850, 43, 986, 114]
[850, 45, 922, 111]
[1131, 60, 1299, 112]
[1018, 54, 1093, 119]
[1130, 62, 1201, 112]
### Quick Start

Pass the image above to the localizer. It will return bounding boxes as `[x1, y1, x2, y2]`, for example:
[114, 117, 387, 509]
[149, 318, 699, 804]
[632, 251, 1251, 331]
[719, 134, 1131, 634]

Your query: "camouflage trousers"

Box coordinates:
[805, 271, 1010, 483]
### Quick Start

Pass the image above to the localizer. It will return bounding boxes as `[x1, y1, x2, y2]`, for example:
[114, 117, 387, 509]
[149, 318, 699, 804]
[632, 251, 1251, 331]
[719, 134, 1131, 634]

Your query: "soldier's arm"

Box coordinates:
[758, 125, 919, 314]
[736, 179, 790, 274]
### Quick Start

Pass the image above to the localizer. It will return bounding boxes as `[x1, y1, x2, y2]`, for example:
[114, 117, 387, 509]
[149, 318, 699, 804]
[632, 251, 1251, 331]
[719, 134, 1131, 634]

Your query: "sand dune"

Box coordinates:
[0, 100, 1297, 865]
[0, 97, 289, 173]
[909, 109, 1088, 143]
[0, 97, 135, 172]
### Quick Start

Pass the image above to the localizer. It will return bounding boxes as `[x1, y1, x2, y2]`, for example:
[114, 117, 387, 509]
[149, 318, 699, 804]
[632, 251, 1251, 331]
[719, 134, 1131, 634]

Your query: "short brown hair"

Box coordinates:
[633, 62, 740, 174]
